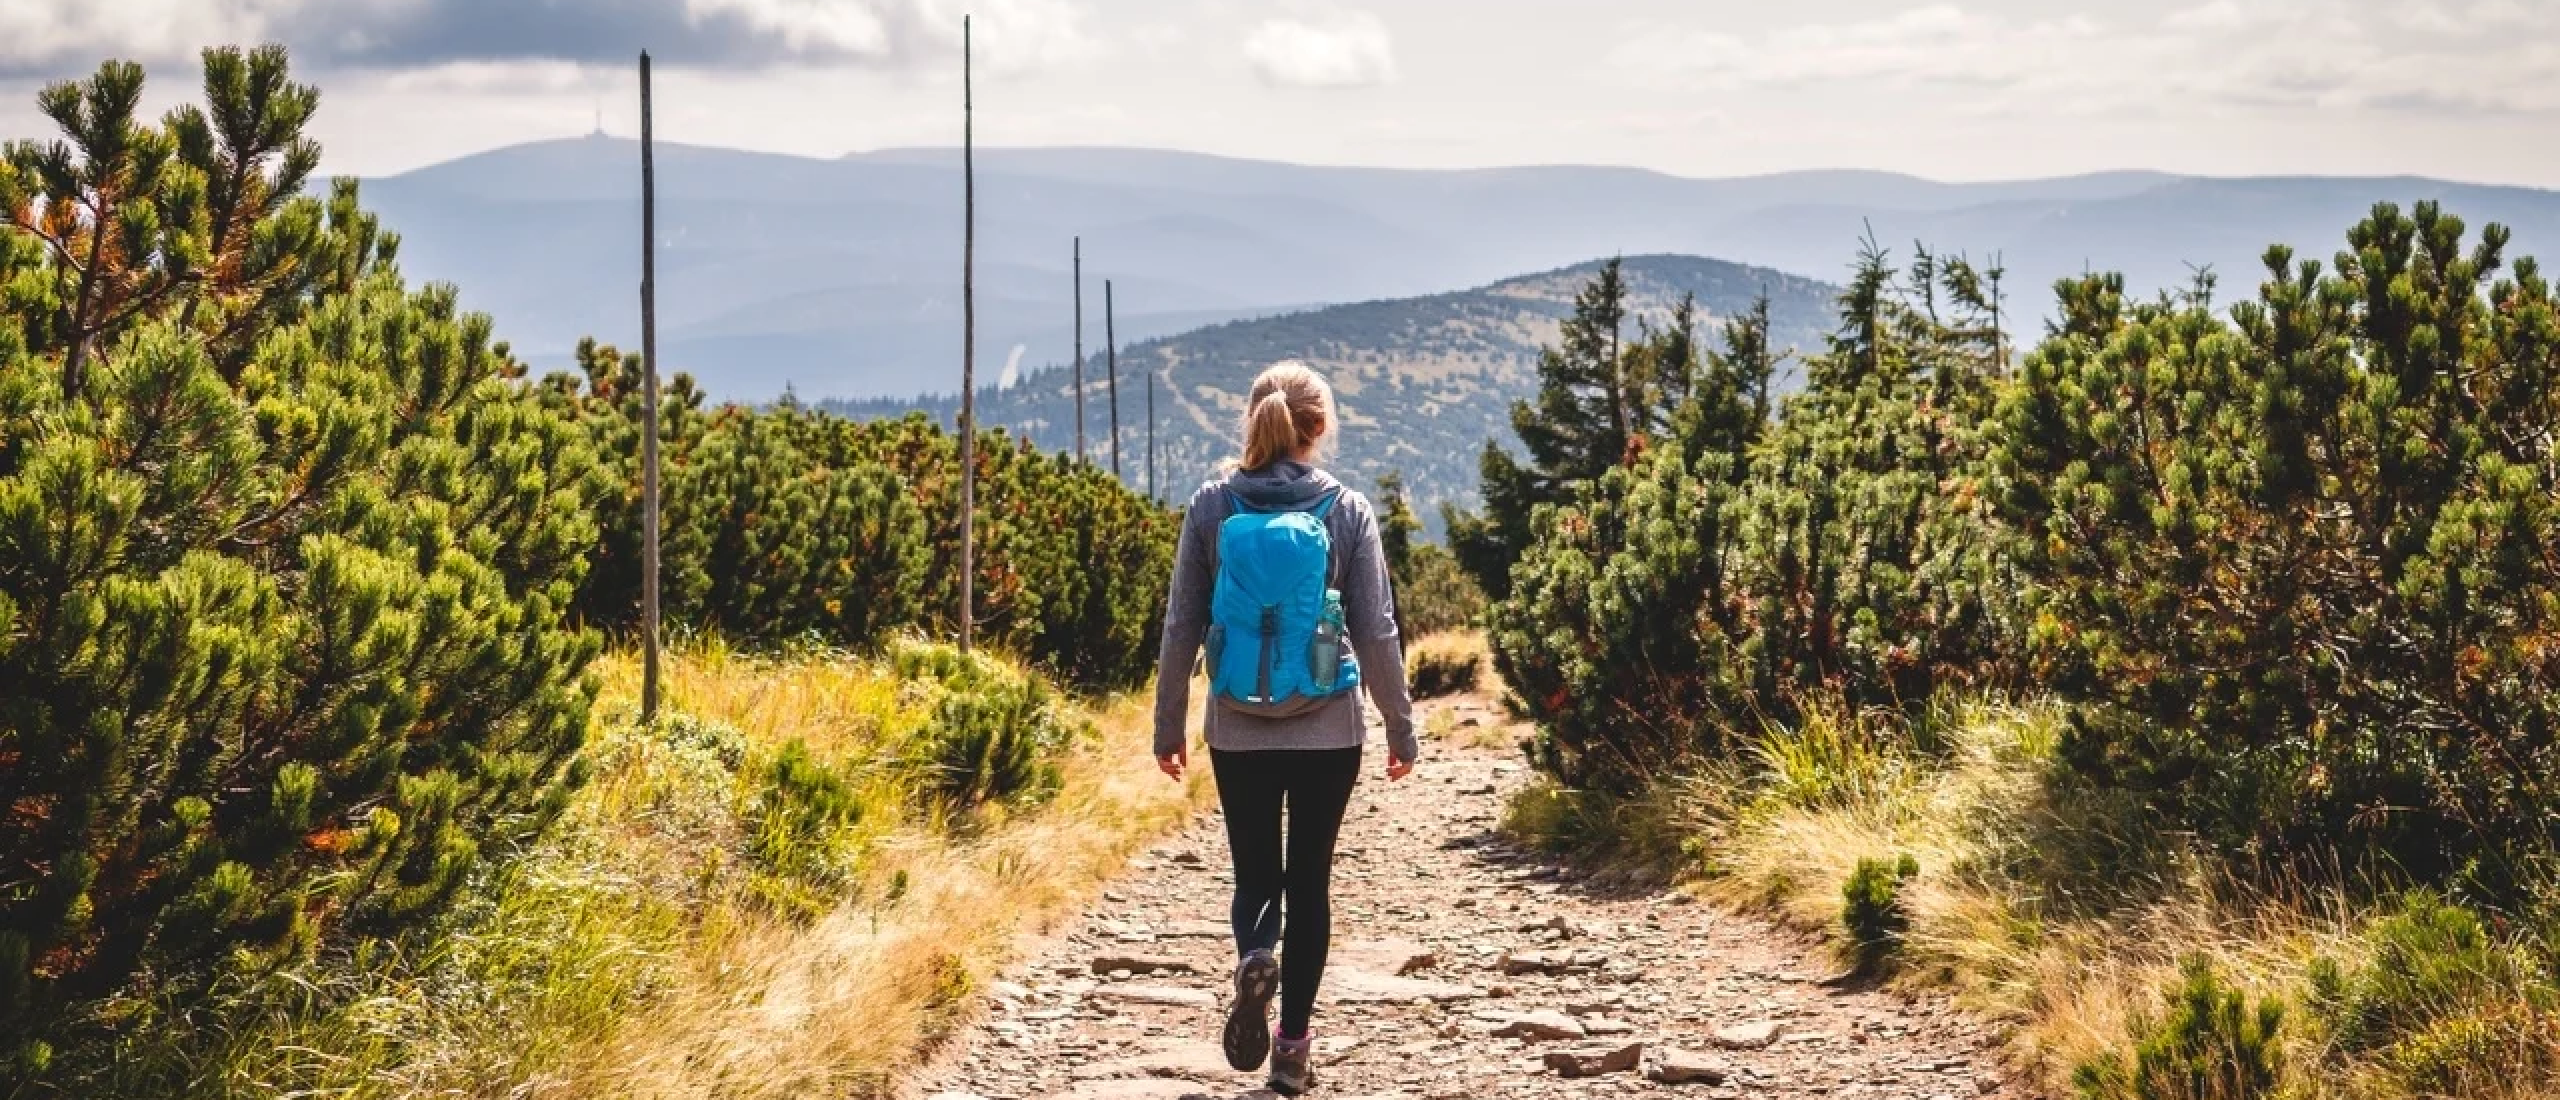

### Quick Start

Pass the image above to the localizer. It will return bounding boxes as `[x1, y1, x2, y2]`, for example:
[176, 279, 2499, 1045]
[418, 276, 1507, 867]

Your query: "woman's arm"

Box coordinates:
[1152, 498, 1215, 763]
[1340, 497, 1418, 768]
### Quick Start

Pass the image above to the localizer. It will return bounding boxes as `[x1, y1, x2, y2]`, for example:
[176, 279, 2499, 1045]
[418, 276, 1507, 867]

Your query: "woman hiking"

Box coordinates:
[1153, 361, 1417, 1096]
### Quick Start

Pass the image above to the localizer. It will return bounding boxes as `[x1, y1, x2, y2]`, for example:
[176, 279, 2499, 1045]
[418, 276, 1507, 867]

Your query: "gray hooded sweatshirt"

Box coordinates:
[1152, 461, 1418, 763]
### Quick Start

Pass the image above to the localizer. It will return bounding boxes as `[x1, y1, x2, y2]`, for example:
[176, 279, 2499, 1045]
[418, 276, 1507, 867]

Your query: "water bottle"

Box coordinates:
[1310, 588, 1346, 691]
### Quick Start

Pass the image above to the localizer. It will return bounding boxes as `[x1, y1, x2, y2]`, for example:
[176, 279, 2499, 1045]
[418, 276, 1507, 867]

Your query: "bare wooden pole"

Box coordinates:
[639, 51, 663, 722]
[957, 14, 976, 653]
[1073, 237, 1085, 464]
[1146, 369, 1156, 502]
[1106, 278, 1120, 480]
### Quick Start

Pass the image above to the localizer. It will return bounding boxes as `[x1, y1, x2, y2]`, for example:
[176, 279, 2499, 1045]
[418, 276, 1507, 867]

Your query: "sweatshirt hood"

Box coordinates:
[1223, 460, 1342, 511]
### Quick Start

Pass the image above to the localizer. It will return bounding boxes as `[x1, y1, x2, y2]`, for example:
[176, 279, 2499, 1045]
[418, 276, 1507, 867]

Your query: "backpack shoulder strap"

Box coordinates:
[1309, 488, 1342, 521]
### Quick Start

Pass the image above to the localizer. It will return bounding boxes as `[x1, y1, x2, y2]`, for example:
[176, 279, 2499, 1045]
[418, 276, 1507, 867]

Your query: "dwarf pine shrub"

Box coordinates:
[2000, 203, 2560, 882]
[1841, 854, 1920, 969]
[0, 51, 601, 1069]
[2075, 958, 2285, 1100]
[1408, 645, 1484, 699]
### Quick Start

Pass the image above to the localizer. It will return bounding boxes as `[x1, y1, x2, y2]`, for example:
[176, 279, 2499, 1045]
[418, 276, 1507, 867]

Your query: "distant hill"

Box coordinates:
[826, 254, 1836, 532]
[363, 137, 2560, 400]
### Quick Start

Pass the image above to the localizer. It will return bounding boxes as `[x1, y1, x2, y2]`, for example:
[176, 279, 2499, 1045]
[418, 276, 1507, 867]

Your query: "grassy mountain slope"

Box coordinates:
[828, 254, 1835, 531]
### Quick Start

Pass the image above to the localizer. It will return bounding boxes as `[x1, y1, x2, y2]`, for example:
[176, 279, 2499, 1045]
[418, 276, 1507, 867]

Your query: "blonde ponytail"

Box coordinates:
[1238, 361, 1334, 470]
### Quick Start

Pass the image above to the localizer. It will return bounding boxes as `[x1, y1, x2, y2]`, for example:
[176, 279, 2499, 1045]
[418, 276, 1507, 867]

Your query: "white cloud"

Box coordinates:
[1611, 1, 2560, 117]
[1243, 10, 1395, 89]
[0, 0, 1098, 77]
[0, 0, 287, 72]
[1612, 6, 2103, 95]
[685, 0, 895, 57]
[378, 59, 612, 96]
[942, 0, 1102, 75]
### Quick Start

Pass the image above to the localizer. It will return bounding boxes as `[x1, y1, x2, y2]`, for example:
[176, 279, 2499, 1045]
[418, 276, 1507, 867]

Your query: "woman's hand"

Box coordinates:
[1386, 754, 1413, 781]
[1157, 748, 1186, 781]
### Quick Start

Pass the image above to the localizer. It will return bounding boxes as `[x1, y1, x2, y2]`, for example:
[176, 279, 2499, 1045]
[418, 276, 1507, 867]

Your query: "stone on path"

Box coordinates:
[1093, 984, 1215, 1008]
[1643, 1047, 1732, 1085]
[1329, 969, 1485, 1004]
[1490, 1010, 1587, 1041]
[1067, 1040, 1236, 1082]
[1545, 1040, 1645, 1078]
[1039, 1080, 1215, 1100]
[1337, 937, 1438, 976]
[1712, 1020, 1786, 1050]
[1521, 914, 1585, 939]
[1090, 953, 1197, 976]
[1498, 948, 1608, 975]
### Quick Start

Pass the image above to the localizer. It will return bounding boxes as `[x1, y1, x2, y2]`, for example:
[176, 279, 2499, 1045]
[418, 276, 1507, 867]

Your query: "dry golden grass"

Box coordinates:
[103, 644, 1210, 1100]
[597, 640, 927, 760]
[562, 698, 1205, 1097]
[555, 652, 1209, 1099]
[1586, 700, 2560, 1100]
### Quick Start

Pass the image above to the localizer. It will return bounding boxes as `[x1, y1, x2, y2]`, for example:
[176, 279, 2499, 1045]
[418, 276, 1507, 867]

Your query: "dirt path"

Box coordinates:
[912, 693, 2024, 1100]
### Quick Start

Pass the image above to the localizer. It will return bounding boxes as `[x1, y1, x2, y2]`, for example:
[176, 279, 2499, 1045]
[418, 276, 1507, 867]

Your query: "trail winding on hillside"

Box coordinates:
[911, 690, 2025, 1100]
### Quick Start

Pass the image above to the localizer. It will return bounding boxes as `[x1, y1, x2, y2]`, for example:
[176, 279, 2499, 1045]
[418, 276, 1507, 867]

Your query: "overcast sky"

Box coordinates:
[4, 0, 2557, 185]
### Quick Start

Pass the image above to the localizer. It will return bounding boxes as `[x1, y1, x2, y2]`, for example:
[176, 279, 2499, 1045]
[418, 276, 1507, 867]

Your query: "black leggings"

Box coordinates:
[1209, 746, 1361, 1037]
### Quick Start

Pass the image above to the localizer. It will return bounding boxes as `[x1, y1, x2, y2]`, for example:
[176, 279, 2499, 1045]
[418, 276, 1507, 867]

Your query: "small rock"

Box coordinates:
[1089, 953, 1196, 977]
[1066, 1039, 1231, 1082]
[1170, 850, 1205, 866]
[1092, 985, 1214, 1008]
[1340, 937, 1439, 976]
[1491, 1010, 1587, 1041]
[1712, 1020, 1785, 1050]
[1544, 1040, 1644, 1078]
[1643, 1047, 1731, 1085]
[1521, 914, 1585, 939]
[1581, 1016, 1636, 1036]
[1499, 949, 1608, 975]
[1331, 970, 1487, 1004]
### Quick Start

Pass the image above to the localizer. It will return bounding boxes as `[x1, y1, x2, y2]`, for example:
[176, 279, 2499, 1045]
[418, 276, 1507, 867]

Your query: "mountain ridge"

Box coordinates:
[359, 137, 2560, 401]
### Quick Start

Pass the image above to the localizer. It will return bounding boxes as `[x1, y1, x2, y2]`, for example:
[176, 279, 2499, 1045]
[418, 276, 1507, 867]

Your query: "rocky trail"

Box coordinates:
[913, 693, 2025, 1100]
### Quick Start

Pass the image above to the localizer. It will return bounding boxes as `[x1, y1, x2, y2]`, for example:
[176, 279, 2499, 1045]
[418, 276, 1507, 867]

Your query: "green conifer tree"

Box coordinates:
[0, 50, 602, 1069]
[1451, 258, 1640, 599]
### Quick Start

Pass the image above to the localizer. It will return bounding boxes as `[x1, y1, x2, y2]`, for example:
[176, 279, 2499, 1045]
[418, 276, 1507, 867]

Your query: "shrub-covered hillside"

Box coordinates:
[834, 255, 1836, 533]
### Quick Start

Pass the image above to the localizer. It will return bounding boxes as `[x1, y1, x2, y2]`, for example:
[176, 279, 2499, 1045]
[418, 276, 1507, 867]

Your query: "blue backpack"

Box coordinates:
[1206, 489, 1360, 712]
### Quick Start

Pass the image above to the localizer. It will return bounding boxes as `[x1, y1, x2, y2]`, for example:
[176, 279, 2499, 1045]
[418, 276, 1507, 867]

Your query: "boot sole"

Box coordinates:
[1267, 1067, 1316, 1097]
[1222, 953, 1280, 1071]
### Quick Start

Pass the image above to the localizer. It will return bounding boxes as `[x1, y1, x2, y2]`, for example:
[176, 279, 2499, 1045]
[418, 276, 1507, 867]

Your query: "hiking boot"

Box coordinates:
[1221, 949, 1280, 1071]
[1267, 1032, 1316, 1095]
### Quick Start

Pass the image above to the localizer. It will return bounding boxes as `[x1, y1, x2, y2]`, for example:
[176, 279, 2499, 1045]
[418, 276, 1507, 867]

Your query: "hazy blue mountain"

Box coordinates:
[824, 254, 1838, 534]
[363, 137, 2560, 400]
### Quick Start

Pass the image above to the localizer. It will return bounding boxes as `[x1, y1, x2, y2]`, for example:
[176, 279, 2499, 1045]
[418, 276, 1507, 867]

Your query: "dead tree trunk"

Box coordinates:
[1106, 278, 1121, 481]
[957, 15, 978, 653]
[639, 51, 663, 720]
